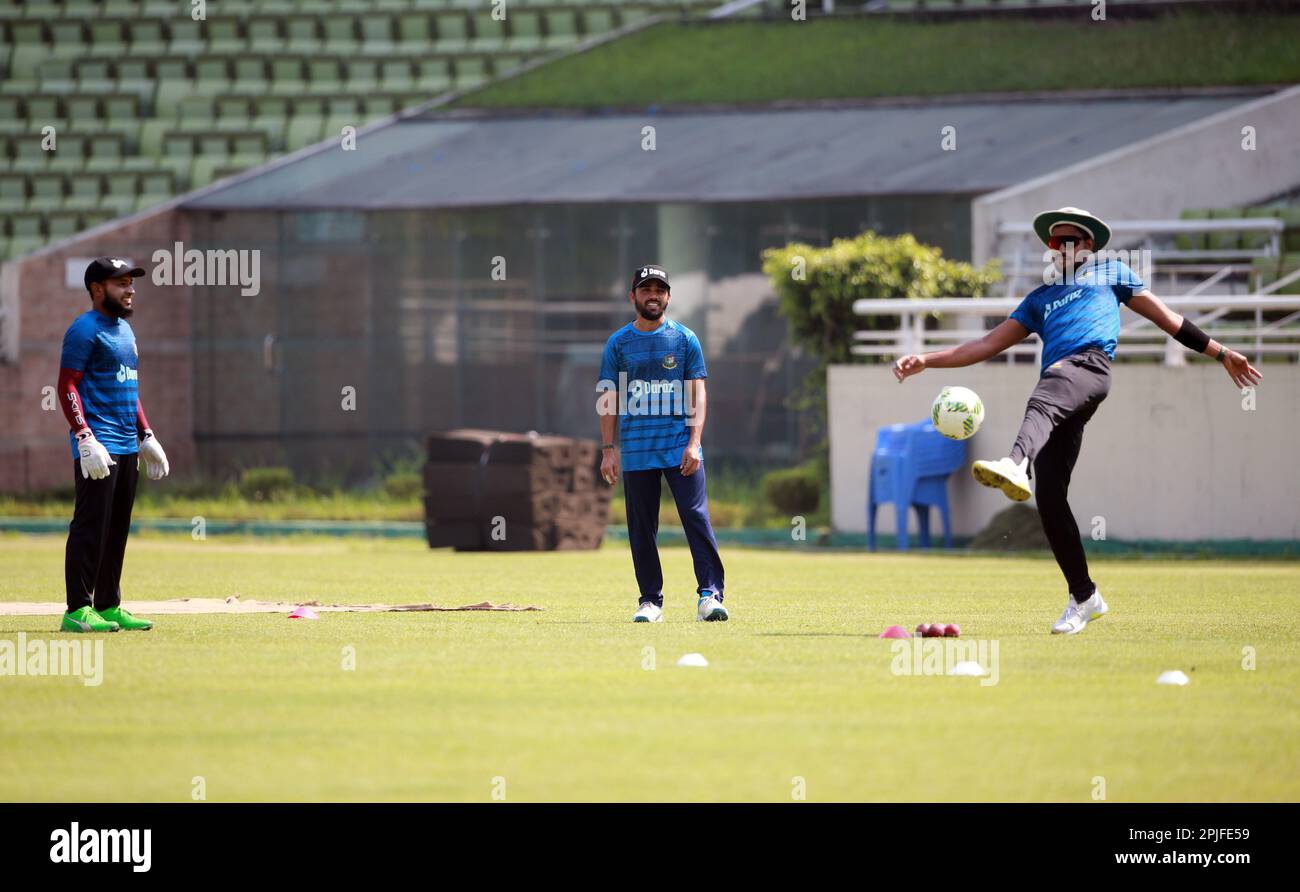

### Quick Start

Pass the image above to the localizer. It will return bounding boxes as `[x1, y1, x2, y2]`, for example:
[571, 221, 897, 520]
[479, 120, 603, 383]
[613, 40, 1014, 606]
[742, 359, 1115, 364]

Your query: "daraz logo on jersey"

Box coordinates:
[115, 364, 138, 383]
[1043, 288, 1084, 320]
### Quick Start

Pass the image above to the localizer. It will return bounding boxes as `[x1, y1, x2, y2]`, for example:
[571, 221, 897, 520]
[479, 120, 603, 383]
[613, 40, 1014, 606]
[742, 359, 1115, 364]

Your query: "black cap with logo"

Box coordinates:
[84, 257, 146, 292]
[630, 265, 670, 291]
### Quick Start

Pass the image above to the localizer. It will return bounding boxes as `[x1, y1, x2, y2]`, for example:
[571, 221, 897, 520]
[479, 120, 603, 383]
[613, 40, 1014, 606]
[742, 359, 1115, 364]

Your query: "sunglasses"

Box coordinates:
[1048, 234, 1090, 250]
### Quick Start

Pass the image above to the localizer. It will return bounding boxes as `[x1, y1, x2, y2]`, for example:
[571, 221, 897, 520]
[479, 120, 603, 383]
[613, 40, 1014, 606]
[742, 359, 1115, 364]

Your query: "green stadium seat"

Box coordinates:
[138, 169, 174, 197]
[1207, 208, 1243, 252]
[168, 19, 205, 56]
[80, 209, 119, 230]
[416, 58, 452, 92]
[9, 211, 45, 240]
[9, 24, 49, 83]
[321, 14, 357, 53]
[471, 11, 506, 52]
[65, 94, 101, 123]
[1175, 208, 1210, 252]
[326, 96, 364, 118]
[306, 58, 345, 95]
[1242, 206, 1280, 252]
[230, 57, 270, 96]
[359, 14, 396, 53]
[0, 96, 22, 125]
[584, 9, 616, 36]
[25, 94, 62, 123]
[364, 96, 399, 118]
[28, 172, 66, 212]
[285, 116, 325, 152]
[397, 12, 431, 44]
[49, 21, 89, 56]
[76, 60, 119, 94]
[139, 119, 171, 155]
[103, 93, 141, 120]
[102, 1, 142, 16]
[454, 57, 488, 90]
[195, 57, 233, 96]
[345, 58, 381, 91]
[507, 11, 544, 52]
[50, 133, 91, 172]
[216, 96, 255, 119]
[618, 7, 655, 27]
[64, 0, 104, 16]
[128, 20, 167, 55]
[37, 59, 78, 93]
[12, 135, 52, 172]
[48, 209, 87, 240]
[85, 20, 129, 58]
[249, 17, 287, 53]
[269, 57, 307, 96]
[494, 54, 527, 77]
[433, 12, 471, 53]
[85, 132, 128, 172]
[285, 15, 322, 52]
[177, 95, 217, 120]
[375, 59, 412, 92]
[544, 10, 581, 49]
[0, 173, 28, 213]
[67, 172, 104, 207]
[207, 18, 246, 54]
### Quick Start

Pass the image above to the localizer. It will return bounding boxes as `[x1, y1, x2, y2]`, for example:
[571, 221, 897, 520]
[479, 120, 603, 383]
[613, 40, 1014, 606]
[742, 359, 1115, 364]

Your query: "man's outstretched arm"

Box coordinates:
[893, 318, 1030, 383]
[1126, 290, 1263, 389]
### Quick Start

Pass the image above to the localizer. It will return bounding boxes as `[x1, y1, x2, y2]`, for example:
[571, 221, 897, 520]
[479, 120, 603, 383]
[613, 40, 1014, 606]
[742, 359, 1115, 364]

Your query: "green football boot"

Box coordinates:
[96, 606, 154, 631]
[62, 606, 120, 633]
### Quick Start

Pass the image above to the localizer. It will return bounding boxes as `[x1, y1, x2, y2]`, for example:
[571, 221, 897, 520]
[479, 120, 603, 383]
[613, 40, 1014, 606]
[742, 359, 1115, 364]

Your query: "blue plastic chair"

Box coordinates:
[867, 421, 966, 551]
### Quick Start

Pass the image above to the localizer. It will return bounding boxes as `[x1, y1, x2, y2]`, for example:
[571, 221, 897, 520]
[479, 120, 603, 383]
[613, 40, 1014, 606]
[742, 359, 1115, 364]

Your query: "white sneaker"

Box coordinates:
[1051, 590, 1109, 635]
[972, 456, 1033, 502]
[633, 602, 663, 623]
[696, 594, 728, 622]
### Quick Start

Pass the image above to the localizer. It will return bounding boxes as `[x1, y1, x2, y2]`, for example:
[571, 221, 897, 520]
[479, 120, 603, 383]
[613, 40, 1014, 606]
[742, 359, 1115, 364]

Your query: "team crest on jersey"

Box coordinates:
[661, 354, 677, 370]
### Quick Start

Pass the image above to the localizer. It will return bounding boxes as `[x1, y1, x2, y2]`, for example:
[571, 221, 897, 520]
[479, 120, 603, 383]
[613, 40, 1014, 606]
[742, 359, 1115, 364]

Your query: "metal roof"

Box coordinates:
[183, 96, 1249, 210]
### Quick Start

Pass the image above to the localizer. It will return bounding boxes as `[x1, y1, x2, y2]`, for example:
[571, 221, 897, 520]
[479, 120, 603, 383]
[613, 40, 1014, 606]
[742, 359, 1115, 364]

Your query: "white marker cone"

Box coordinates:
[676, 653, 708, 668]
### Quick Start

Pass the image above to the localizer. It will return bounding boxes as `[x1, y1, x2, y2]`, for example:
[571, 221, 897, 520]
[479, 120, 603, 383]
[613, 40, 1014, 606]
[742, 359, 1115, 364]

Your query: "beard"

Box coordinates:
[103, 293, 133, 319]
[635, 299, 664, 321]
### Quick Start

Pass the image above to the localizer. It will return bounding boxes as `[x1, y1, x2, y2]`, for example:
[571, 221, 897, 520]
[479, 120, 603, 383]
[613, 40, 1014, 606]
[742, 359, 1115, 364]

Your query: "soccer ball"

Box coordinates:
[931, 386, 984, 440]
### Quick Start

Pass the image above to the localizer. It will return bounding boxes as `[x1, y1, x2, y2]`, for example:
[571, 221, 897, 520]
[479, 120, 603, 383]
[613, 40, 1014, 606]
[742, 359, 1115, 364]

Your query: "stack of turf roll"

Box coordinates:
[424, 430, 612, 551]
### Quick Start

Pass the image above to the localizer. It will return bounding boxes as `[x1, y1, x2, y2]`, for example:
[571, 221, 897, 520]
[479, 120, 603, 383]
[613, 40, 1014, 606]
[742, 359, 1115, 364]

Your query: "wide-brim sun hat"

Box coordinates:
[1032, 207, 1111, 251]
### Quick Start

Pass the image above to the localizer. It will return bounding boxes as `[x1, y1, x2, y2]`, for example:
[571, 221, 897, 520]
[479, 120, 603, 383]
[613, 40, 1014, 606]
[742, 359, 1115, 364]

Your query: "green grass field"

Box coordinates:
[459, 14, 1300, 108]
[2, 534, 1297, 802]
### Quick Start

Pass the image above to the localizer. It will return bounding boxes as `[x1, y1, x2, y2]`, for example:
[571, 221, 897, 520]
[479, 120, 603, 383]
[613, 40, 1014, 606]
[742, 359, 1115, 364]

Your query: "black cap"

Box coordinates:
[84, 257, 146, 291]
[631, 264, 670, 291]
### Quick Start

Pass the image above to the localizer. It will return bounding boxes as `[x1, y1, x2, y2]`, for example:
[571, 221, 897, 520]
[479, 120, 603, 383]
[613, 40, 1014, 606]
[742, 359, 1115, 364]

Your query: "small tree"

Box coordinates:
[763, 231, 1000, 444]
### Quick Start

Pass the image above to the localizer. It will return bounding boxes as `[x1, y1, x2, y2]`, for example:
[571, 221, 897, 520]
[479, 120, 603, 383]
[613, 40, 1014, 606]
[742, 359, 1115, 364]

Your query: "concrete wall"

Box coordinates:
[972, 85, 1300, 265]
[0, 210, 197, 493]
[829, 362, 1300, 541]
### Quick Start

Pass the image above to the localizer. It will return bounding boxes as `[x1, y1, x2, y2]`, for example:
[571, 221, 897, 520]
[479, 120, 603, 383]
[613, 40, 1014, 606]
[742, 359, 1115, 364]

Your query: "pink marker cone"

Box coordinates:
[288, 606, 319, 620]
[878, 625, 912, 639]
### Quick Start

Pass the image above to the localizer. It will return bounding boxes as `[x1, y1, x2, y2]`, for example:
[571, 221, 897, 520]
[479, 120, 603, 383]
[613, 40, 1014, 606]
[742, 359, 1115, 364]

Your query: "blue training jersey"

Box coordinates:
[597, 318, 707, 472]
[1011, 257, 1145, 373]
[60, 309, 140, 459]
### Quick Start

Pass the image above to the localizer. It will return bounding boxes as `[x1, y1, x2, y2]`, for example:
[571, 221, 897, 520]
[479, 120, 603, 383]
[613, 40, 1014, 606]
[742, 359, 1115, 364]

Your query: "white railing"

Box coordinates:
[851, 291, 1300, 365]
[995, 218, 1285, 298]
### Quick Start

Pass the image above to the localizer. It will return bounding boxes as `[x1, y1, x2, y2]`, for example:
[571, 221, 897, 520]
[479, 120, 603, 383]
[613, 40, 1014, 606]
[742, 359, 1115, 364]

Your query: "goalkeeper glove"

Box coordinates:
[75, 430, 115, 480]
[139, 430, 170, 480]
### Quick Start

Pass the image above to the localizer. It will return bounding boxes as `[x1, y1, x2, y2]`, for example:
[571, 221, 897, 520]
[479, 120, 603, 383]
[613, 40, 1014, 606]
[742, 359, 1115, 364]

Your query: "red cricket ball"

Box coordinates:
[915, 623, 931, 637]
[943, 623, 961, 638]
[923, 623, 945, 638]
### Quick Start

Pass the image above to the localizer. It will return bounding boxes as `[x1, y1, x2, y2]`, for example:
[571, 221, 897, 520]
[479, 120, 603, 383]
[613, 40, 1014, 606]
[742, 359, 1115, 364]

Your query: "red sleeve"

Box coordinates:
[57, 367, 89, 434]
[136, 397, 151, 437]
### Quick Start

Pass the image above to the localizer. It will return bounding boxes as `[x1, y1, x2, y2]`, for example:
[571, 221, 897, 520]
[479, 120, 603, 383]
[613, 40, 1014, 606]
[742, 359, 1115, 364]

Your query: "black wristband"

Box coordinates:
[1174, 317, 1211, 354]
[601, 443, 615, 450]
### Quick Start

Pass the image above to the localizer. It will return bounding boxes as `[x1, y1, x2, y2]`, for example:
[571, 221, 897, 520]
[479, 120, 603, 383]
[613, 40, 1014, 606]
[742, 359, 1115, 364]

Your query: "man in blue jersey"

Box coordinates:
[893, 208, 1261, 634]
[597, 265, 727, 623]
[56, 258, 171, 633]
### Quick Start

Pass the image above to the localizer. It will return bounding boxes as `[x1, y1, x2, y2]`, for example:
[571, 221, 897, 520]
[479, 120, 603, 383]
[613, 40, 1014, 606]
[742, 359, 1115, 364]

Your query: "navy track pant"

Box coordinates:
[622, 465, 724, 607]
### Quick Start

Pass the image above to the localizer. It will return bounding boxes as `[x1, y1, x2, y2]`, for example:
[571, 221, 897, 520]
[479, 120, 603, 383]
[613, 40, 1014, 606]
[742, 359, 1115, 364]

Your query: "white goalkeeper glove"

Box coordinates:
[75, 430, 115, 480]
[138, 430, 170, 480]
